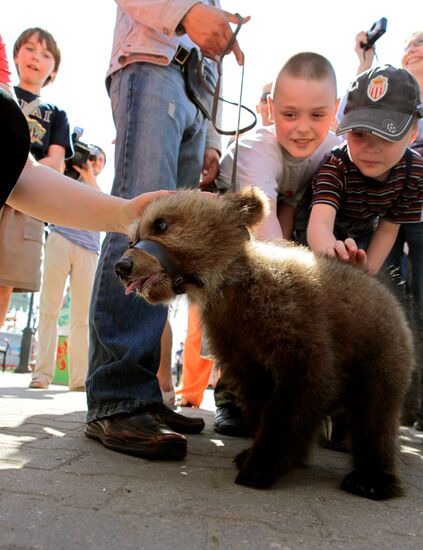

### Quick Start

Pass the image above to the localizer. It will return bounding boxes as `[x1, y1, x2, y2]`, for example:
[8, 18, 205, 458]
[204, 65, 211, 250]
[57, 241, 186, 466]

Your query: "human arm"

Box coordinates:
[7, 157, 170, 234]
[365, 219, 400, 275]
[199, 148, 220, 189]
[38, 143, 66, 172]
[115, 1, 249, 65]
[277, 201, 296, 241]
[307, 204, 368, 268]
[354, 31, 375, 74]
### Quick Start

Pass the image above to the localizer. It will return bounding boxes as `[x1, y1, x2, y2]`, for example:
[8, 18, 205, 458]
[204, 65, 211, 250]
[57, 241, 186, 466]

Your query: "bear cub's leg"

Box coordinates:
[234, 381, 323, 488]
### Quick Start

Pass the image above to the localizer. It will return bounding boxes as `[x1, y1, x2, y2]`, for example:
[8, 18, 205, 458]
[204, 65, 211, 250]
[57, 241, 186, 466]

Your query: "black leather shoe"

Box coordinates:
[213, 405, 251, 437]
[158, 404, 205, 434]
[85, 411, 187, 460]
[413, 419, 423, 431]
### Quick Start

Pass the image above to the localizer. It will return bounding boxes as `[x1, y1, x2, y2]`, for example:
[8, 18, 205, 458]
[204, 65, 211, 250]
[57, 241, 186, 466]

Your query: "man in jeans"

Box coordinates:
[85, 0, 249, 460]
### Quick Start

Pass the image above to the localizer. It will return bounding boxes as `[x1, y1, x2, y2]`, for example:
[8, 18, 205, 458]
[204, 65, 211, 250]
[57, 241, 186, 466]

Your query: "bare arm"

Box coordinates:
[277, 201, 296, 241]
[254, 196, 283, 241]
[307, 203, 338, 256]
[7, 157, 169, 234]
[366, 219, 400, 275]
[354, 31, 375, 75]
[199, 148, 220, 190]
[38, 143, 66, 172]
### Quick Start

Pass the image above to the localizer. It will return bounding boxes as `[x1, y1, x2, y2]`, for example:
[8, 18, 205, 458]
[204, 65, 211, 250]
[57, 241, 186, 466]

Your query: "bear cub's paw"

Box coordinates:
[234, 448, 279, 489]
[341, 469, 403, 500]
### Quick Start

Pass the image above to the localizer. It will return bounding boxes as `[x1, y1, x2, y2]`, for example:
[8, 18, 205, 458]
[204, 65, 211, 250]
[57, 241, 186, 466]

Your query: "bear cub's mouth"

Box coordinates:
[124, 272, 165, 295]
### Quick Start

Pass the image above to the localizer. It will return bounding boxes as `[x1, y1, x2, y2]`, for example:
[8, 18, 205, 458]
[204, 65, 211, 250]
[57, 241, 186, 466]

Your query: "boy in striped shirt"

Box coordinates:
[307, 65, 423, 275]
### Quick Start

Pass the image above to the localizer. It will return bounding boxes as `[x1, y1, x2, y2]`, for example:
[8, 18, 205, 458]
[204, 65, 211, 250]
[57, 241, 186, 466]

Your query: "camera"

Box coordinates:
[361, 17, 387, 51]
[64, 127, 101, 180]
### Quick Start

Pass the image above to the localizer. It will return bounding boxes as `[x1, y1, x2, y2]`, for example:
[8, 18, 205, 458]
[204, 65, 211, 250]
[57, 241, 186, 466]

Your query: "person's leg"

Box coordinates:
[86, 63, 206, 456]
[0, 286, 13, 327]
[157, 319, 175, 408]
[31, 233, 70, 387]
[176, 303, 214, 407]
[404, 223, 423, 429]
[67, 243, 98, 390]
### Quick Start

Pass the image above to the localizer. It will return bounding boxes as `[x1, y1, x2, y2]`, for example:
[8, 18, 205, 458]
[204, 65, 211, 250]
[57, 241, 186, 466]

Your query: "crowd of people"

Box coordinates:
[1, 0, 423, 463]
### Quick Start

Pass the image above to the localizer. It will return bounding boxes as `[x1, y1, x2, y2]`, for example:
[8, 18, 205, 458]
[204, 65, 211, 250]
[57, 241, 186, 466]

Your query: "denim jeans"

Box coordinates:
[384, 222, 423, 421]
[86, 62, 207, 422]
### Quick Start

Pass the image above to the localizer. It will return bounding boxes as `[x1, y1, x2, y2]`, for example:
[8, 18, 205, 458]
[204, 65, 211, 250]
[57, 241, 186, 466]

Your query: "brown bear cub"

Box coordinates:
[115, 187, 414, 500]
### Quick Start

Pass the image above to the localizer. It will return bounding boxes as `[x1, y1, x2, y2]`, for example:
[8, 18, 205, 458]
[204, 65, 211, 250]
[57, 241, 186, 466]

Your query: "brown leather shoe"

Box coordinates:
[158, 404, 205, 434]
[85, 411, 187, 460]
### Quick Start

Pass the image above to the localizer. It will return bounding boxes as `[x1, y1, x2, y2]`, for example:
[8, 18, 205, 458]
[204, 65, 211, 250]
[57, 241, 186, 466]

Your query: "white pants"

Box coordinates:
[32, 232, 98, 388]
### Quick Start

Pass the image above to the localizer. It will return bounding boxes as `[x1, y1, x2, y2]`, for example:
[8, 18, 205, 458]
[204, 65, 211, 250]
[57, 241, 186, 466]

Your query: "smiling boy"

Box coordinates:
[216, 52, 341, 241]
[307, 65, 423, 275]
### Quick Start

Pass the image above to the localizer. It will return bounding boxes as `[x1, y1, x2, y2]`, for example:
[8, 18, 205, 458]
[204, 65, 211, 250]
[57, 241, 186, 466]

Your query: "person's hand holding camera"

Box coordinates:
[72, 159, 100, 189]
[354, 31, 375, 75]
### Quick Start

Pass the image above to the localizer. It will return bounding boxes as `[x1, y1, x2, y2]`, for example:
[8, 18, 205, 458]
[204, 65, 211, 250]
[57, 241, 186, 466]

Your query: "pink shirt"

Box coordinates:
[0, 35, 12, 86]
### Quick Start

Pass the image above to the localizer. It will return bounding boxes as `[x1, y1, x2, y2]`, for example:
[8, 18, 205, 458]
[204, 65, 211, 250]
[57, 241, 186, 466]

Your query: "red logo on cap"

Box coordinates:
[367, 76, 388, 102]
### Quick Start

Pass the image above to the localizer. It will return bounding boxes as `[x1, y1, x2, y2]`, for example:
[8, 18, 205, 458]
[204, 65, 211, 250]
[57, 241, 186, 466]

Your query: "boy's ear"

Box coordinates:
[223, 186, 270, 229]
[409, 127, 418, 144]
[45, 71, 57, 86]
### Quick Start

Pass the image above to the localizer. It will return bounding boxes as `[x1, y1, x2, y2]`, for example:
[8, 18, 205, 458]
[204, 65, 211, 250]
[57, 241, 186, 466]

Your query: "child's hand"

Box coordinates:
[334, 238, 368, 270]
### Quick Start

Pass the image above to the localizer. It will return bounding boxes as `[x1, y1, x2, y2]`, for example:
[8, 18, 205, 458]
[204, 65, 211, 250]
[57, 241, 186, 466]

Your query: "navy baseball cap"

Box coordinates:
[337, 65, 423, 142]
[0, 87, 30, 207]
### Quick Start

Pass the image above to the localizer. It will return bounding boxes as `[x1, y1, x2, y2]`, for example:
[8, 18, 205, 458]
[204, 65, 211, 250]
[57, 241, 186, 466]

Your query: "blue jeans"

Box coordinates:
[385, 223, 423, 331]
[384, 223, 423, 421]
[86, 62, 207, 422]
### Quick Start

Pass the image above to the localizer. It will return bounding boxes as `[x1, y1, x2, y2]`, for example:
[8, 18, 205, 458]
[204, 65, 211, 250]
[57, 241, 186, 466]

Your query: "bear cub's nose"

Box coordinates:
[115, 256, 133, 279]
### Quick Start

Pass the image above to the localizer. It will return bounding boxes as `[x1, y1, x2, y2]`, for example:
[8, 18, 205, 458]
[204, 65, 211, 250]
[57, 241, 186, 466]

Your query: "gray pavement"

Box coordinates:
[1, 371, 423, 550]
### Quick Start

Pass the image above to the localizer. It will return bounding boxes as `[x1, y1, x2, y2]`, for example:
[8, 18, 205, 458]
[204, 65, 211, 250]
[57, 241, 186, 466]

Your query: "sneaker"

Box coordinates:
[29, 378, 49, 389]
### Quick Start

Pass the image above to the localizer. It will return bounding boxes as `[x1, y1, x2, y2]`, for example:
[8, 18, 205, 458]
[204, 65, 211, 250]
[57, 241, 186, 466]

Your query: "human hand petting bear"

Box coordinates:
[333, 238, 368, 270]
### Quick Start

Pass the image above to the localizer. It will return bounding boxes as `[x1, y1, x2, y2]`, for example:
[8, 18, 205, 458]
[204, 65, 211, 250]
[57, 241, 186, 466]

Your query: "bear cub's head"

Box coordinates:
[115, 187, 269, 304]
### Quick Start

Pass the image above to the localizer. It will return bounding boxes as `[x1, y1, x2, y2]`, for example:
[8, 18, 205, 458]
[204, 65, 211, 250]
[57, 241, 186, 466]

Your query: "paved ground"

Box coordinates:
[1, 371, 422, 550]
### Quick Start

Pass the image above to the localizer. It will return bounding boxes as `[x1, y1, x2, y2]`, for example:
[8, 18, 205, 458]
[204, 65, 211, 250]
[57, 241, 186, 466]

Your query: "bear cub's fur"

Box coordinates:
[116, 187, 413, 500]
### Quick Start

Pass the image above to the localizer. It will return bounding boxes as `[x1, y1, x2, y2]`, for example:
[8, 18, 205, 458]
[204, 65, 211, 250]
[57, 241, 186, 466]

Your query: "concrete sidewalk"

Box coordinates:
[1, 371, 422, 550]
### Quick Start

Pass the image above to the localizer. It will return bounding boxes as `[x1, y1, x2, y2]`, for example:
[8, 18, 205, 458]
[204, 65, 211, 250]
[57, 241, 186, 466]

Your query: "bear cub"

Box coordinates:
[115, 187, 413, 500]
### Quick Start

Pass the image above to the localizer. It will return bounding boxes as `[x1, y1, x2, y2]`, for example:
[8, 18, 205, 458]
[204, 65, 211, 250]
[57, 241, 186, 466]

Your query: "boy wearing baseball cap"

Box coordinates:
[307, 65, 423, 275]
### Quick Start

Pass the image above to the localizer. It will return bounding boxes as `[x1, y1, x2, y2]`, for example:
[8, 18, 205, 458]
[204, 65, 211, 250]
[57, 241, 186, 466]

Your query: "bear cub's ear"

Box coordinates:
[224, 186, 270, 229]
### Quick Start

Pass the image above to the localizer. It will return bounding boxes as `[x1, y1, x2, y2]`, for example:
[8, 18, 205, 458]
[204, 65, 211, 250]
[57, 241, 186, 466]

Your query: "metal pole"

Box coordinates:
[15, 292, 35, 373]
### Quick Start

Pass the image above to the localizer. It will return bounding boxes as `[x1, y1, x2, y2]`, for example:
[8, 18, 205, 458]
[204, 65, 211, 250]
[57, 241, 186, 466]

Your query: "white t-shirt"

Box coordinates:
[216, 126, 341, 205]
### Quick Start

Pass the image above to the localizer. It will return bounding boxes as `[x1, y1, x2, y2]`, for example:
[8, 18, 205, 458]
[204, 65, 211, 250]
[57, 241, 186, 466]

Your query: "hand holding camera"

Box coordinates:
[360, 17, 387, 51]
[64, 127, 101, 181]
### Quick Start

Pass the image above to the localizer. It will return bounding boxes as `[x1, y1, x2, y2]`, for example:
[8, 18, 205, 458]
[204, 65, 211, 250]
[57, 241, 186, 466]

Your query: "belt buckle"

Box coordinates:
[174, 45, 190, 66]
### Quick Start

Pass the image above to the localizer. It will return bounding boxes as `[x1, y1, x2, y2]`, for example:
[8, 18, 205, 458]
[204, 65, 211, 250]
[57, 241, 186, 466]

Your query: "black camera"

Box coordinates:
[361, 17, 387, 51]
[64, 127, 101, 180]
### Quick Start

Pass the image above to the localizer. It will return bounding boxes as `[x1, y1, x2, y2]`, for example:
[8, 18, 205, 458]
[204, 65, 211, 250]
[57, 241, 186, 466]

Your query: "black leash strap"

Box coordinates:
[210, 14, 257, 191]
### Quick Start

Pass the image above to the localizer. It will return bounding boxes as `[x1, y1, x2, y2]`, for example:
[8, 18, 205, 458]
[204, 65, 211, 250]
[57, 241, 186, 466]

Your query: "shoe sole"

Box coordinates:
[85, 422, 187, 460]
[213, 424, 251, 438]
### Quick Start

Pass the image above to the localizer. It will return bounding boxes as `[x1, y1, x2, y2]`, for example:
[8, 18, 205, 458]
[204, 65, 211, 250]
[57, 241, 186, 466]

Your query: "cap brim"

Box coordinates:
[0, 88, 30, 207]
[336, 107, 414, 142]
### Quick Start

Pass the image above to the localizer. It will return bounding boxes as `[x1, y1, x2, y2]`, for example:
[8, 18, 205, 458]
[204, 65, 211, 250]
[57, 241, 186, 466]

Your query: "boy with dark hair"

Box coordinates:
[307, 65, 423, 276]
[0, 27, 72, 327]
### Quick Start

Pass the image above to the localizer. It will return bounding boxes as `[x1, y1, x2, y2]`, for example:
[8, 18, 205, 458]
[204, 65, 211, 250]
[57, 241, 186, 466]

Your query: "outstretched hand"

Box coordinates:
[334, 238, 368, 270]
[182, 4, 250, 65]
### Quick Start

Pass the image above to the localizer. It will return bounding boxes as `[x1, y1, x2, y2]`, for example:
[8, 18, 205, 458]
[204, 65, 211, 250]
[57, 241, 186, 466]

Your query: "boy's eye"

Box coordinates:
[281, 112, 296, 119]
[311, 112, 325, 119]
